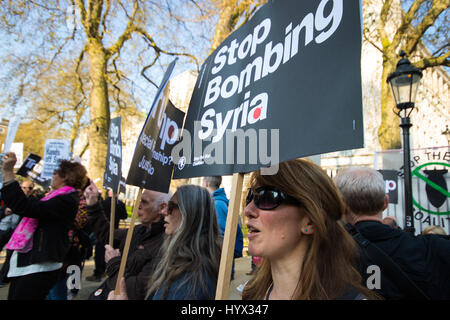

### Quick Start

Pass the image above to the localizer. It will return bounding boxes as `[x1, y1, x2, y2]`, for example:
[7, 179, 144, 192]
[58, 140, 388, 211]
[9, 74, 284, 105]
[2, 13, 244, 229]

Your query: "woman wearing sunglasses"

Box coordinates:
[110, 184, 221, 300]
[242, 159, 377, 300]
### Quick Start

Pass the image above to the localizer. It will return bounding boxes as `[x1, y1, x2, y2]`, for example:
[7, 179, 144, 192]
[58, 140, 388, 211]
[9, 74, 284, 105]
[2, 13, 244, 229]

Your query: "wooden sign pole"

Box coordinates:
[109, 192, 116, 247]
[114, 187, 143, 294]
[215, 172, 244, 300]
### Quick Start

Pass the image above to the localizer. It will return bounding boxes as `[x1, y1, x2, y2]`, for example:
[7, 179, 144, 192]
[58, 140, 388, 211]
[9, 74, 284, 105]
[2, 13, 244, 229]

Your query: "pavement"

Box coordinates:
[0, 250, 253, 300]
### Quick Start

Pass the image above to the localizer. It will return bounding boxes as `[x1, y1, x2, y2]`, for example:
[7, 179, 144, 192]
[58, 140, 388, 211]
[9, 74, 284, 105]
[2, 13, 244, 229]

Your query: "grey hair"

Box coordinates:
[204, 176, 222, 189]
[146, 184, 221, 299]
[334, 166, 386, 215]
[153, 190, 172, 211]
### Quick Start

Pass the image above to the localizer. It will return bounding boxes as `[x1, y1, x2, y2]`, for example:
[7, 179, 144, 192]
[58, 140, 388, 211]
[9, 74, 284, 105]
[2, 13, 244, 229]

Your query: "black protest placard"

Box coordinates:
[119, 176, 126, 194]
[103, 117, 122, 192]
[173, 0, 363, 179]
[126, 59, 183, 193]
[379, 169, 399, 204]
[16, 153, 41, 177]
[126, 99, 185, 193]
[25, 160, 51, 190]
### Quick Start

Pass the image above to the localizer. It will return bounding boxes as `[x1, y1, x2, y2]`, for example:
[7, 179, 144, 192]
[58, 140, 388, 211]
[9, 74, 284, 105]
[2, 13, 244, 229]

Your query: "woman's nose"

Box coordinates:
[244, 201, 259, 219]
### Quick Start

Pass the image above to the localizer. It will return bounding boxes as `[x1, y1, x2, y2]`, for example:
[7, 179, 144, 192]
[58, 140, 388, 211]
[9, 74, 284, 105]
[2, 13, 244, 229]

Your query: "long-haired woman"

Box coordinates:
[109, 184, 221, 300]
[242, 159, 378, 300]
[147, 184, 221, 299]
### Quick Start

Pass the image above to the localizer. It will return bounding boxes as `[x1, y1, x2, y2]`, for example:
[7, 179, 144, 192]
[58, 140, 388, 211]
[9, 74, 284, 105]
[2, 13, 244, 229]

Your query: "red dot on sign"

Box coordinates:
[253, 107, 261, 120]
[168, 126, 174, 139]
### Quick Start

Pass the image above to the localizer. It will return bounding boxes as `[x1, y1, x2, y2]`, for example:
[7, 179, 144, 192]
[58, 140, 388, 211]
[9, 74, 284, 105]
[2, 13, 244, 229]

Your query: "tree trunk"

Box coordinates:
[378, 59, 401, 150]
[69, 110, 83, 154]
[210, 0, 238, 52]
[87, 40, 110, 185]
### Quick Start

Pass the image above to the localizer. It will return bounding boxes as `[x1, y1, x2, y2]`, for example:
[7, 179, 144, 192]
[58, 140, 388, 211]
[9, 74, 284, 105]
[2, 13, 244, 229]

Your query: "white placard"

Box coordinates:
[41, 139, 71, 179]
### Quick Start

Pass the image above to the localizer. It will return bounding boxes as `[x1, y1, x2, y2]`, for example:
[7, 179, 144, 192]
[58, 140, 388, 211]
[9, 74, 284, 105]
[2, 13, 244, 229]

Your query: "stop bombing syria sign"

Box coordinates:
[103, 117, 122, 192]
[173, 0, 363, 179]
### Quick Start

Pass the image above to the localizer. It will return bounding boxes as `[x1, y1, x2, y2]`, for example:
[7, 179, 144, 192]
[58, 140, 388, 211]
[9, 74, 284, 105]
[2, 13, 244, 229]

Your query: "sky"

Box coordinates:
[0, 0, 447, 133]
[0, 1, 216, 123]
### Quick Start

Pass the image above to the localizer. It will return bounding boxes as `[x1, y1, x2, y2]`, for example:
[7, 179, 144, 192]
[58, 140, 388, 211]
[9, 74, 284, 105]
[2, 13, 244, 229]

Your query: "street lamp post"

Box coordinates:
[386, 51, 422, 234]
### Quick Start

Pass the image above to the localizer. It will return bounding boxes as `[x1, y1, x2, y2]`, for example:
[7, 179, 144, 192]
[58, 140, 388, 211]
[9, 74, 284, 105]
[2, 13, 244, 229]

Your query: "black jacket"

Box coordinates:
[355, 221, 450, 300]
[101, 197, 128, 229]
[87, 201, 165, 300]
[0, 181, 80, 267]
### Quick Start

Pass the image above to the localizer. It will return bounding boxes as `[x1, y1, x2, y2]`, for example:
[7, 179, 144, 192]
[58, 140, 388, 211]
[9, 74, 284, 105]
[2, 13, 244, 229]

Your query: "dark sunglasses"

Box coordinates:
[246, 186, 300, 210]
[167, 201, 179, 214]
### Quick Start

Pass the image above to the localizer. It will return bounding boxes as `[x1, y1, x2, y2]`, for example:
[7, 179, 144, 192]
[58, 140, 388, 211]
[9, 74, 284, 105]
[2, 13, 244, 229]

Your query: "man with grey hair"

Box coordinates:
[334, 167, 388, 225]
[334, 166, 450, 300]
[85, 183, 170, 300]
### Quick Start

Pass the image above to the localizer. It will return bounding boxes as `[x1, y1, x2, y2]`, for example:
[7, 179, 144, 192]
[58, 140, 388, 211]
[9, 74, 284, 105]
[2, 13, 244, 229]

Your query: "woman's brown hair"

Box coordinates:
[242, 159, 378, 300]
[56, 160, 88, 190]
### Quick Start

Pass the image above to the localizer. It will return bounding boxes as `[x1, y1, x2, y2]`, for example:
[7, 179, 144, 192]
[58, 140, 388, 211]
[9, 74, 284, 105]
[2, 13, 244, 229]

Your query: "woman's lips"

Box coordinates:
[247, 225, 260, 239]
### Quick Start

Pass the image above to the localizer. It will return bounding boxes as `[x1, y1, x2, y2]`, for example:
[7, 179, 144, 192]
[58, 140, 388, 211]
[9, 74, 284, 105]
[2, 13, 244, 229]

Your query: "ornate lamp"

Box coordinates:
[386, 51, 422, 234]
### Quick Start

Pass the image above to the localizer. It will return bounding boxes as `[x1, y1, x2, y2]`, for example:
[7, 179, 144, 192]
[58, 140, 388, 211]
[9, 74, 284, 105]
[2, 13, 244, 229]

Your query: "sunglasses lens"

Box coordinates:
[257, 189, 280, 210]
[247, 187, 281, 210]
[246, 189, 254, 206]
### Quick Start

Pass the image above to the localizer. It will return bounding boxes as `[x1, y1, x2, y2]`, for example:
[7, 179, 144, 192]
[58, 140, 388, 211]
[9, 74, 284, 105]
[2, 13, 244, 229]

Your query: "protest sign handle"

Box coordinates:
[215, 172, 244, 300]
[114, 187, 143, 295]
[109, 192, 116, 247]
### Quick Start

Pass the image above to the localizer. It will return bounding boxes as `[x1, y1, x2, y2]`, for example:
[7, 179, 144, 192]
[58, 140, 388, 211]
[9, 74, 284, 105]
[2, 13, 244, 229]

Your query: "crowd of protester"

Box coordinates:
[0, 151, 449, 300]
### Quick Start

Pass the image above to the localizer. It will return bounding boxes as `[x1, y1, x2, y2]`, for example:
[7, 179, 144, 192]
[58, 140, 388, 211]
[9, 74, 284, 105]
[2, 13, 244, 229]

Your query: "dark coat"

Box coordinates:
[87, 201, 165, 300]
[101, 197, 128, 229]
[355, 221, 450, 300]
[149, 271, 216, 300]
[0, 181, 79, 267]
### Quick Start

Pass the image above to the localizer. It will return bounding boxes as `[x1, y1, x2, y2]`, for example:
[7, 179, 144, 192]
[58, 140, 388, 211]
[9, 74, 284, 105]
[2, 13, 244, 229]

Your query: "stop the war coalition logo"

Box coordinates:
[403, 150, 450, 227]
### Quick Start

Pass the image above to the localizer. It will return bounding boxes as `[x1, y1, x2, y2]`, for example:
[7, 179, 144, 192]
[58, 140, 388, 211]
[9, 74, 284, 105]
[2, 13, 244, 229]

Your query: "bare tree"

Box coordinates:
[210, 0, 267, 52]
[0, 0, 216, 184]
[364, 0, 449, 149]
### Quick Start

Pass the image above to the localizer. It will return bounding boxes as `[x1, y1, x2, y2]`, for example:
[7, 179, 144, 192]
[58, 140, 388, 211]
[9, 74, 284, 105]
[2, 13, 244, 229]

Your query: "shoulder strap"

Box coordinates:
[345, 223, 430, 300]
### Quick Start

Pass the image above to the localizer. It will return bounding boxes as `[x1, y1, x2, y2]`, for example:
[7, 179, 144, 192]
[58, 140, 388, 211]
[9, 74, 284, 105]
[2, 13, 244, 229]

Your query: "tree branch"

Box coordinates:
[106, 0, 139, 58]
[79, 141, 89, 158]
[391, 0, 426, 50]
[414, 50, 450, 69]
[133, 26, 200, 70]
[140, 53, 160, 88]
[107, 59, 127, 110]
[403, 0, 449, 54]
[75, 0, 88, 31]
[363, 31, 384, 54]
[378, 0, 393, 50]
[100, 0, 111, 38]
[432, 42, 450, 56]
[75, 45, 87, 99]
